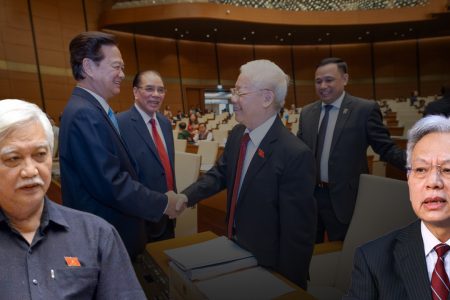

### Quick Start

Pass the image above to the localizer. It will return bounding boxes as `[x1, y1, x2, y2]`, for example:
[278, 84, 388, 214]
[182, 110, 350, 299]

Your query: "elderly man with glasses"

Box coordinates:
[179, 59, 317, 290]
[345, 115, 450, 300]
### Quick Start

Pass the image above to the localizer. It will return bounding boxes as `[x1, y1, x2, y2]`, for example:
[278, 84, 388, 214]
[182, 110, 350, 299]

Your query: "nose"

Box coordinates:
[119, 69, 125, 80]
[425, 168, 444, 189]
[230, 94, 238, 104]
[20, 158, 39, 178]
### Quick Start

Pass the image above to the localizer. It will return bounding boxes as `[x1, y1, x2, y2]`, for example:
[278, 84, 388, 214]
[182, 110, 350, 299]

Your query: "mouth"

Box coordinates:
[422, 197, 447, 210]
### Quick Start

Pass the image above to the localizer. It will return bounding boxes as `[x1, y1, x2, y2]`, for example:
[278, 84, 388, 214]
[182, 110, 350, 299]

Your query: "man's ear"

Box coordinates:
[82, 58, 94, 78]
[262, 90, 275, 108]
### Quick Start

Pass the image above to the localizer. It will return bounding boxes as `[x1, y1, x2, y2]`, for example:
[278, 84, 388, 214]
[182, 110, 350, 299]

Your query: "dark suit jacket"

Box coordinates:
[117, 107, 175, 240]
[59, 87, 167, 259]
[183, 117, 317, 289]
[424, 96, 450, 117]
[344, 220, 440, 300]
[297, 93, 406, 224]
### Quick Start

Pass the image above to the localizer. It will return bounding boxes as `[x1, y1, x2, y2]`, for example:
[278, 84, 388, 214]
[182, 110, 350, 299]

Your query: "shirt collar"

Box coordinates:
[421, 221, 450, 257]
[77, 86, 111, 114]
[134, 104, 158, 125]
[0, 197, 69, 232]
[322, 91, 345, 109]
[245, 114, 277, 148]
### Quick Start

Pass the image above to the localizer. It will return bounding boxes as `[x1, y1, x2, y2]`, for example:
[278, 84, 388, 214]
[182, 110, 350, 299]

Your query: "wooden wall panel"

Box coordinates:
[217, 43, 253, 86]
[419, 36, 450, 96]
[332, 43, 373, 99]
[0, 0, 449, 123]
[374, 40, 417, 98]
[178, 40, 216, 82]
[294, 45, 329, 106]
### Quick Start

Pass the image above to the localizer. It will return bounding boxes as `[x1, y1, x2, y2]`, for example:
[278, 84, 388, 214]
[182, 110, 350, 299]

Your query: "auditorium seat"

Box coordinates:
[197, 140, 219, 171]
[174, 151, 201, 237]
[308, 174, 416, 299]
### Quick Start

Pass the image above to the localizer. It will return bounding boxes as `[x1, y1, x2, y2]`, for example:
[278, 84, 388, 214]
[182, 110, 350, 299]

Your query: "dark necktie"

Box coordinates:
[150, 119, 174, 191]
[431, 243, 450, 300]
[108, 107, 121, 135]
[227, 133, 250, 239]
[316, 104, 333, 180]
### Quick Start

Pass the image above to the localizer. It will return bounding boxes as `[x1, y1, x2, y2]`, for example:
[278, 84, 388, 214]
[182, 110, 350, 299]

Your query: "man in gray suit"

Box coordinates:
[345, 115, 450, 299]
[297, 57, 406, 243]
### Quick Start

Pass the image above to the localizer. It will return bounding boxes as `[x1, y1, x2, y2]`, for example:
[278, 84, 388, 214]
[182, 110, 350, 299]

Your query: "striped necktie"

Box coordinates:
[431, 243, 450, 300]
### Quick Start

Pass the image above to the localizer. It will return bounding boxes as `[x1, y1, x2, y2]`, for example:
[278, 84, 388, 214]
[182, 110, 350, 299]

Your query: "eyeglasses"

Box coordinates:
[138, 86, 166, 94]
[406, 163, 450, 180]
[230, 88, 270, 98]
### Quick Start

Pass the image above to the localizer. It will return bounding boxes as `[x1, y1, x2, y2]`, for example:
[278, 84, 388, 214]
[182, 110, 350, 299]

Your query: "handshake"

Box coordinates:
[165, 191, 188, 219]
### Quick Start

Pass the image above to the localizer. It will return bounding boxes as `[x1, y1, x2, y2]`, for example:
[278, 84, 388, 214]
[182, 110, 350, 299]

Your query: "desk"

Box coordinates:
[145, 232, 316, 300]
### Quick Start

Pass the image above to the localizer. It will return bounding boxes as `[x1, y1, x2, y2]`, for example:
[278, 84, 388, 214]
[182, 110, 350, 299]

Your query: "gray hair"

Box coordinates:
[0, 99, 54, 151]
[239, 60, 289, 110]
[406, 115, 450, 166]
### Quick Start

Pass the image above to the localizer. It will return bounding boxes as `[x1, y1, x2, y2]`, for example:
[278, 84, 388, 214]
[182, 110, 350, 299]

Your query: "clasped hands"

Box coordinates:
[165, 191, 188, 219]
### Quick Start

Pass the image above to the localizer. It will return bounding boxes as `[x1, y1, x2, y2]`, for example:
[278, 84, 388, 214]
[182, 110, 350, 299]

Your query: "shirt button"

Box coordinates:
[32, 279, 38, 285]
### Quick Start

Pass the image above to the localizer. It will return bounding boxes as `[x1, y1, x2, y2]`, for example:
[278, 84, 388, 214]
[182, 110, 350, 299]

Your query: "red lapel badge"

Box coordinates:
[64, 256, 81, 267]
[257, 148, 265, 158]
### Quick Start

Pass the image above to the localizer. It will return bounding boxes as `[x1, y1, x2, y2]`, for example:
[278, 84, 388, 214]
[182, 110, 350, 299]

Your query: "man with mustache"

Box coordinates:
[0, 99, 146, 299]
[59, 32, 182, 261]
[345, 115, 450, 299]
[117, 71, 179, 242]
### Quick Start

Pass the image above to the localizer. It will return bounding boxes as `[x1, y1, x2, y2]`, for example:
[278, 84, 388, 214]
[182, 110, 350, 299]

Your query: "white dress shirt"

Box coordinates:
[421, 221, 450, 281]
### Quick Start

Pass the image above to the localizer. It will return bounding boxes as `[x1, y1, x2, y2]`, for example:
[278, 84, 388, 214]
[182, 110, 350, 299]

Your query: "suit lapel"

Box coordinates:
[129, 106, 160, 162]
[330, 95, 352, 153]
[393, 220, 432, 299]
[237, 118, 280, 203]
[74, 87, 136, 163]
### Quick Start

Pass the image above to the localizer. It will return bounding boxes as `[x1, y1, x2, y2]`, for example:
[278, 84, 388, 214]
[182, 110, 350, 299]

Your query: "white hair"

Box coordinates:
[0, 99, 54, 151]
[406, 115, 450, 166]
[239, 59, 290, 109]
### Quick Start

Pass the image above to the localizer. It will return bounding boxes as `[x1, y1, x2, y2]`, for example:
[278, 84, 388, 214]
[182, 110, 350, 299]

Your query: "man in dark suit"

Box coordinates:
[297, 57, 406, 243]
[424, 84, 450, 117]
[345, 115, 450, 300]
[180, 60, 317, 289]
[117, 71, 176, 242]
[59, 31, 182, 260]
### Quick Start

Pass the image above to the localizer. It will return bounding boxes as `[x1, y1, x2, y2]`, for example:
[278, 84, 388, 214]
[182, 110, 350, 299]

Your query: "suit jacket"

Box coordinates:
[424, 96, 450, 117]
[344, 220, 441, 300]
[59, 87, 167, 259]
[297, 93, 406, 223]
[117, 107, 175, 240]
[183, 117, 317, 289]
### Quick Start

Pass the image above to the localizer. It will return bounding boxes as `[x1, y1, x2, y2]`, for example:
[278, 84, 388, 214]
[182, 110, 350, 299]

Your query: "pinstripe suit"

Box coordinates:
[344, 220, 444, 299]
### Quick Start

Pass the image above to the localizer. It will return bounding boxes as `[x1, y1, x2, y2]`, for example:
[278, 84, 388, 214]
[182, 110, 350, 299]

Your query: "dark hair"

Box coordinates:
[179, 122, 187, 130]
[69, 31, 117, 81]
[317, 57, 348, 74]
[132, 70, 162, 88]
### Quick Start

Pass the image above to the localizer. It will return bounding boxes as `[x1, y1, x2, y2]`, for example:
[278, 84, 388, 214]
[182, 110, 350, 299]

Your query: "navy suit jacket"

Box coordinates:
[183, 117, 317, 289]
[424, 96, 450, 117]
[59, 87, 167, 259]
[344, 220, 444, 300]
[117, 107, 175, 239]
[298, 93, 406, 223]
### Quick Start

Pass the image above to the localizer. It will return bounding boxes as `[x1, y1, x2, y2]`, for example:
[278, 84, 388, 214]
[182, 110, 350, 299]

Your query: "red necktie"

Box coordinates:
[431, 243, 450, 300]
[150, 119, 174, 191]
[227, 133, 250, 239]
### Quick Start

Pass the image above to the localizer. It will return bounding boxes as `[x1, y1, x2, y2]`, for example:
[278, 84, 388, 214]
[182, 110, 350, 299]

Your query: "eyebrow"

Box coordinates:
[0, 142, 50, 156]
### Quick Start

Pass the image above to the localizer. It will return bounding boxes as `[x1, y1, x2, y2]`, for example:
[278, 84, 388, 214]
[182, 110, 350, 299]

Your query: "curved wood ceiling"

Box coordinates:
[100, 0, 450, 45]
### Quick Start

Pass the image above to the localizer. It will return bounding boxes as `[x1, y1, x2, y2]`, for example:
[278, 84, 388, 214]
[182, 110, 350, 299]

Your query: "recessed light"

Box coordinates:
[318, 38, 322, 42]
[365, 31, 370, 35]
[287, 32, 292, 36]
[214, 28, 218, 32]
[180, 34, 184, 38]
[174, 28, 178, 32]
[326, 32, 330, 36]
[251, 31, 255, 35]
[206, 34, 210, 38]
